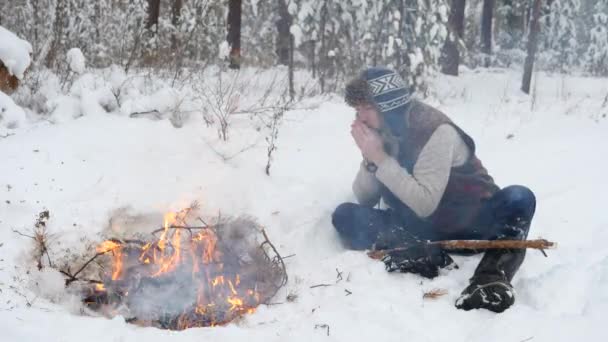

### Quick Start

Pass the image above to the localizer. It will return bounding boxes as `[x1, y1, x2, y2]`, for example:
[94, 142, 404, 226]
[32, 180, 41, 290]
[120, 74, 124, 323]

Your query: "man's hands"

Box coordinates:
[351, 120, 388, 165]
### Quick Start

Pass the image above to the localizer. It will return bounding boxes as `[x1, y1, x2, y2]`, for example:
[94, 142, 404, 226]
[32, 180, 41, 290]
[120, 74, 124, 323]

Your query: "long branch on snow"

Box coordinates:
[368, 239, 556, 260]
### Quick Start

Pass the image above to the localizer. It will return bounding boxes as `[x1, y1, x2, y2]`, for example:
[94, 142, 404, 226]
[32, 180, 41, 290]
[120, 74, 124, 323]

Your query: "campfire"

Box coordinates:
[59, 203, 287, 330]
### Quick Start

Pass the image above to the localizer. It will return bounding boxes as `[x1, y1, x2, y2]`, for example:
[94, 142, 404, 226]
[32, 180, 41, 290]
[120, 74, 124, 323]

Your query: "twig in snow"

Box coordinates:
[264, 302, 285, 306]
[310, 284, 333, 289]
[260, 228, 289, 288]
[286, 292, 298, 302]
[422, 288, 448, 300]
[9, 285, 37, 307]
[314, 323, 330, 336]
[129, 110, 162, 119]
[202, 137, 261, 162]
[12, 229, 35, 239]
[265, 107, 284, 176]
[335, 268, 343, 283]
[12, 210, 54, 270]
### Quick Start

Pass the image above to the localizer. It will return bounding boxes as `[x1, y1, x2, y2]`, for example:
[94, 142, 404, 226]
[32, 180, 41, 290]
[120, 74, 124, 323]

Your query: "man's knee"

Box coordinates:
[492, 185, 536, 239]
[332, 202, 358, 233]
[500, 185, 536, 221]
[332, 202, 379, 250]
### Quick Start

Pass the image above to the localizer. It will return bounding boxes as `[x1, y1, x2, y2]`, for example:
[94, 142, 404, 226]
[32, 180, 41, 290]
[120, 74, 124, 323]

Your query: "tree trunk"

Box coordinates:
[319, 0, 328, 93]
[93, 0, 100, 44]
[311, 39, 316, 78]
[46, 0, 67, 68]
[521, 0, 542, 94]
[227, 0, 242, 69]
[146, 0, 161, 31]
[452, 0, 466, 37]
[500, 0, 526, 49]
[441, 0, 466, 76]
[481, 0, 495, 67]
[289, 34, 295, 101]
[276, 0, 293, 65]
[171, 0, 183, 52]
[32, 0, 40, 53]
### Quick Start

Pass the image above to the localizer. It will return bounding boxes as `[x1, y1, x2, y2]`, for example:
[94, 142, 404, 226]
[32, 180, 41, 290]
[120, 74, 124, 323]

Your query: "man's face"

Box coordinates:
[355, 103, 381, 130]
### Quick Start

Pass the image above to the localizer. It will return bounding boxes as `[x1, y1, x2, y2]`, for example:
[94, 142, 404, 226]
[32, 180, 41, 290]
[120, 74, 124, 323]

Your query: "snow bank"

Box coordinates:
[219, 41, 230, 59]
[0, 25, 32, 79]
[0, 90, 26, 130]
[290, 24, 303, 46]
[66, 48, 86, 74]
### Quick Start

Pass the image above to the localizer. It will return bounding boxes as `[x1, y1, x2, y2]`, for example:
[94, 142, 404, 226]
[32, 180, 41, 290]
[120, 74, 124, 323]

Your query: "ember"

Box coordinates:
[66, 204, 287, 330]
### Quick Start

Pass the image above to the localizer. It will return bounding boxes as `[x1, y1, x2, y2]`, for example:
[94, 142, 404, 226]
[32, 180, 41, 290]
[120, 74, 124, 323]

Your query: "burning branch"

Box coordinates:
[57, 208, 287, 330]
[368, 238, 556, 260]
[60, 238, 145, 285]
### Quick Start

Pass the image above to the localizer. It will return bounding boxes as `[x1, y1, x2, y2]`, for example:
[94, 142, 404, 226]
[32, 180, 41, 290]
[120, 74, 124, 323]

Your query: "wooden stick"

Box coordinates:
[368, 238, 556, 260]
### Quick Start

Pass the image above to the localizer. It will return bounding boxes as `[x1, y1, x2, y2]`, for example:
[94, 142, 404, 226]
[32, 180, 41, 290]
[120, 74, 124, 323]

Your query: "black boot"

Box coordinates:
[455, 272, 515, 313]
[455, 247, 525, 313]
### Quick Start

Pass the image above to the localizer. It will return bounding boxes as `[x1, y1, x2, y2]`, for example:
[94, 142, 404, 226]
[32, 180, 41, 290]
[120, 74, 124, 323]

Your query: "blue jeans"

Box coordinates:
[332, 185, 536, 249]
[332, 185, 536, 281]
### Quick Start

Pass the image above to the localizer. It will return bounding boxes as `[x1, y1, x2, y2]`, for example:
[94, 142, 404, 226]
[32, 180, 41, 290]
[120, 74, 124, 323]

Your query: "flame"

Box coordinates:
[151, 213, 182, 277]
[97, 240, 120, 253]
[212, 276, 224, 287]
[160, 212, 176, 241]
[111, 247, 123, 280]
[97, 240, 123, 280]
[91, 210, 265, 329]
[227, 296, 243, 311]
[190, 241, 200, 275]
[228, 280, 238, 295]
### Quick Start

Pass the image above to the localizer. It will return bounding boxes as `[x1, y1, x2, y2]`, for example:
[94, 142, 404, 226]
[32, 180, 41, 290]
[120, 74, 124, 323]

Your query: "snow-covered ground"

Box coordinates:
[1, 67, 607, 341]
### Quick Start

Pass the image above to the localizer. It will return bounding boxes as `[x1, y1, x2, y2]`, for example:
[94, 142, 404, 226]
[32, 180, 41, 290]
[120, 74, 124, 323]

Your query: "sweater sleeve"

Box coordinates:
[352, 161, 382, 207]
[374, 124, 467, 218]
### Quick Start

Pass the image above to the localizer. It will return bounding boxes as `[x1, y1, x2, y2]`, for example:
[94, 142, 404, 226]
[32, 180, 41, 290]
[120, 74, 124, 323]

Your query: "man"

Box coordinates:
[332, 67, 536, 313]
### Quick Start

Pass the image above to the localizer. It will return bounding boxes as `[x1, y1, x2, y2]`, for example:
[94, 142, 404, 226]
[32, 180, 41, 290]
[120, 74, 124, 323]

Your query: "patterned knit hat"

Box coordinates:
[345, 67, 412, 117]
[345, 67, 412, 136]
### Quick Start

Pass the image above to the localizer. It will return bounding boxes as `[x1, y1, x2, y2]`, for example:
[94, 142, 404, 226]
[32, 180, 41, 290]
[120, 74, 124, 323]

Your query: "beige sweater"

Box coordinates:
[353, 124, 471, 218]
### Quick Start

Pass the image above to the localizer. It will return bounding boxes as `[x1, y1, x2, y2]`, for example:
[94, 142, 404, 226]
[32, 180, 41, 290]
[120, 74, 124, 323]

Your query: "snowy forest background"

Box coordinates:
[1, 0, 607, 98]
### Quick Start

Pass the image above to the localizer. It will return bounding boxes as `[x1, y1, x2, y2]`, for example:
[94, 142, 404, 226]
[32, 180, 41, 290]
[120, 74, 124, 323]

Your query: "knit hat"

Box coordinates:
[345, 67, 412, 135]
